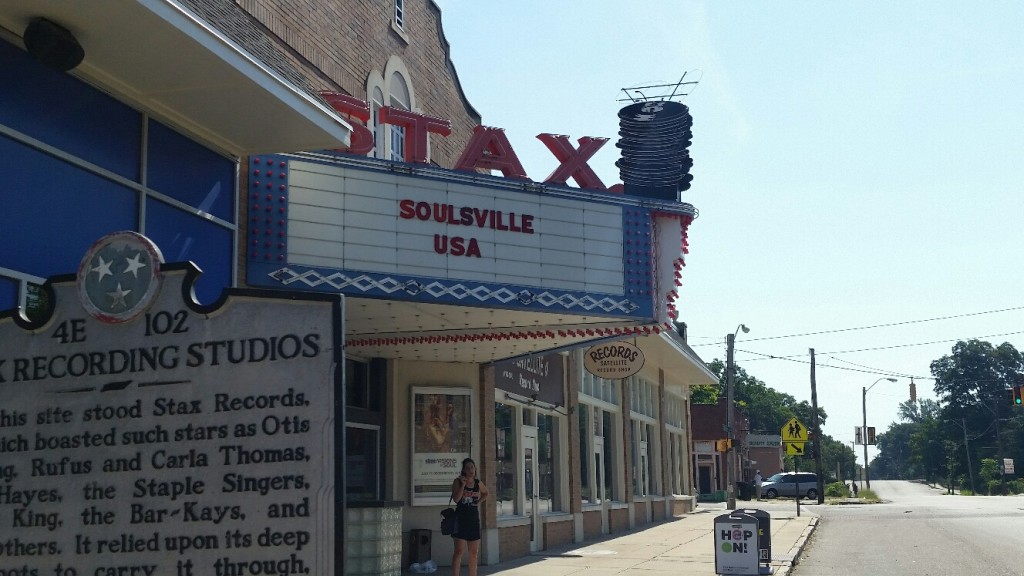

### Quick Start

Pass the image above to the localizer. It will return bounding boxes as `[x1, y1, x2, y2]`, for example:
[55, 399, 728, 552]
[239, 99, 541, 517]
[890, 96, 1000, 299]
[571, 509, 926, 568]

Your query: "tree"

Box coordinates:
[931, 340, 1020, 414]
[898, 398, 940, 424]
[874, 422, 917, 480]
[908, 418, 946, 485]
[703, 359, 842, 481]
[704, 359, 821, 433]
[931, 340, 1024, 493]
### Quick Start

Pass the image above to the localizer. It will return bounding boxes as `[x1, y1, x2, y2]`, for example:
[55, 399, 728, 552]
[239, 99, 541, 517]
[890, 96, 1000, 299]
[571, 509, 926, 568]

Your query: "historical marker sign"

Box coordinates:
[0, 232, 343, 576]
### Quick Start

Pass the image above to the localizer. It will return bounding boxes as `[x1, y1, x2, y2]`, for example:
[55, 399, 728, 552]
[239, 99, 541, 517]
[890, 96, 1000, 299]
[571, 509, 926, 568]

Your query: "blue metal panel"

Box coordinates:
[246, 156, 289, 265]
[145, 199, 232, 305]
[147, 119, 235, 221]
[0, 134, 137, 278]
[248, 260, 652, 318]
[0, 39, 141, 181]
[0, 277, 15, 312]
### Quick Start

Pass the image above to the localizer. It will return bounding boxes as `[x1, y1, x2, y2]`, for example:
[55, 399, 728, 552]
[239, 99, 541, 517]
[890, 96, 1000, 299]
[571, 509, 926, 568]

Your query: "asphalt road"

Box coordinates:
[793, 480, 1024, 576]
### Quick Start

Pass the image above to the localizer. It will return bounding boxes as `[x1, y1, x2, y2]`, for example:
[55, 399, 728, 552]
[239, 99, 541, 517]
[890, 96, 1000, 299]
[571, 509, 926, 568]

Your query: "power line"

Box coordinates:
[689, 304, 1024, 345]
[735, 349, 932, 379]
[734, 330, 1024, 361]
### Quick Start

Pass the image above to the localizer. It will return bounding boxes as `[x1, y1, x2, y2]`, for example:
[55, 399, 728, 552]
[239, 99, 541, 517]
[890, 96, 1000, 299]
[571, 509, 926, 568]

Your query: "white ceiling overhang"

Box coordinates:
[636, 331, 719, 392]
[343, 297, 716, 390]
[0, 0, 351, 156]
[344, 296, 654, 364]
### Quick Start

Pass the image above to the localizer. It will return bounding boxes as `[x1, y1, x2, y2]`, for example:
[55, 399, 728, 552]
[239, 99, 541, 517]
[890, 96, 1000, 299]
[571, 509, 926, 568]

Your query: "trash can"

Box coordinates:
[736, 508, 772, 574]
[409, 529, 432, 564]
[737, 481, 751, 501]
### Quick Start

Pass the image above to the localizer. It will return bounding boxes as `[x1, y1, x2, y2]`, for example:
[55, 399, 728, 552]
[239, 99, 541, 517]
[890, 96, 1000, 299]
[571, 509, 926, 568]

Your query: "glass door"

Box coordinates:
[523, 426, 541, 551]
[593, 436, 608, 533]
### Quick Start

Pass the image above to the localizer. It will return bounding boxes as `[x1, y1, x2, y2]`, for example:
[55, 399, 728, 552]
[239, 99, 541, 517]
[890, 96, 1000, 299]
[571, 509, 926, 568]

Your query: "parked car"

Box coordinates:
[761, 472, 818, 499]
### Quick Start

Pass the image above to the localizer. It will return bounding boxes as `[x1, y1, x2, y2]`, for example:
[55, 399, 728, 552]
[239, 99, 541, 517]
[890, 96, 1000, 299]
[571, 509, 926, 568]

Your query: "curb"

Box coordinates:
[773, 517, 818, 576]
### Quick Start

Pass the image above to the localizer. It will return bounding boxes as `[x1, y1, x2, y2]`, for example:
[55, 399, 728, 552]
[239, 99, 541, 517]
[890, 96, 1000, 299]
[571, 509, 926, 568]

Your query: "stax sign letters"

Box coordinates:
[321, 92, 623, 192]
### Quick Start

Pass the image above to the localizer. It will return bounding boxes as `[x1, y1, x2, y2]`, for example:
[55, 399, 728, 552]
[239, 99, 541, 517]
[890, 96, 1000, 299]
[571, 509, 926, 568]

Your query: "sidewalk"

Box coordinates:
[431, 502, 819, 576]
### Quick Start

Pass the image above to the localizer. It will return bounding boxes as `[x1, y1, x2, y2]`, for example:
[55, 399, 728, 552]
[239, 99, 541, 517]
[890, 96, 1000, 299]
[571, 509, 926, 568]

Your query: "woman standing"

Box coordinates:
[451, 458, 488, 576]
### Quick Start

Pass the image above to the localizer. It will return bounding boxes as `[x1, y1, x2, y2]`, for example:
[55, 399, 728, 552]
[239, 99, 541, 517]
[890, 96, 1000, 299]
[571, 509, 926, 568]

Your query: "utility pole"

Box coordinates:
[995, 396, 1006, 495]
[724, 325, 748, 510]
[862, 377, 896, 490]
[726, 332, 736, 510]
[962, 417, 976, 494]
[810, 348, 824, 504]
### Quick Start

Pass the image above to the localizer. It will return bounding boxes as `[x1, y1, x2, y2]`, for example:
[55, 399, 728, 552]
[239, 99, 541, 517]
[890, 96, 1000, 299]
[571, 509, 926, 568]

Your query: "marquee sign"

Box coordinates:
[245, 155, 697, 321]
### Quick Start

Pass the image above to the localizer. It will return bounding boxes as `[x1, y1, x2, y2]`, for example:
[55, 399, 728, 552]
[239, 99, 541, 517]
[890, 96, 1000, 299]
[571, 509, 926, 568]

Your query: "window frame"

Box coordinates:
[394, 0, 405, 29]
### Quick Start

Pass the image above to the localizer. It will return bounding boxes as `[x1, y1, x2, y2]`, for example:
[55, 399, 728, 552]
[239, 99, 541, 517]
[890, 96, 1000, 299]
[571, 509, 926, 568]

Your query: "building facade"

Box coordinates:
[0, 1, 717, 574]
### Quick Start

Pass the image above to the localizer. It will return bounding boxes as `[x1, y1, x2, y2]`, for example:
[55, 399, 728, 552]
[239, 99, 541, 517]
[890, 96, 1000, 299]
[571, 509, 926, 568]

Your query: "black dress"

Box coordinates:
[453, 479, 481, 541]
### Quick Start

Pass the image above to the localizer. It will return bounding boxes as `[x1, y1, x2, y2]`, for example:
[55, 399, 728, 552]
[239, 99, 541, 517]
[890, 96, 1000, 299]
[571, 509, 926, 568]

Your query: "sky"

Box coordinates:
[431, 1, 1024, 467]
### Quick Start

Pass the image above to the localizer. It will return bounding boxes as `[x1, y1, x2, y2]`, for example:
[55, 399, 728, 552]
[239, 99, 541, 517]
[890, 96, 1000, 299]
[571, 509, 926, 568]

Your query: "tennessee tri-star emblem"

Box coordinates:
[77, 231, 164, 323]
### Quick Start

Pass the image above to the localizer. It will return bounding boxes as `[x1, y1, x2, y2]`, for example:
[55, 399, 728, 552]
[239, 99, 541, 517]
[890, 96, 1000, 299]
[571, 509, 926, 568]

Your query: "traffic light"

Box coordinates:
[715, 439, 732, 452]
[1012, 386, 1023, 406]
[909, 380, 917, 402]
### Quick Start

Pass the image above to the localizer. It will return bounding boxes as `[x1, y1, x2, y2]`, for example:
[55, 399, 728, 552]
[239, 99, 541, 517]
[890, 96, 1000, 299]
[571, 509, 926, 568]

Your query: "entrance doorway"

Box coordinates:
[698, 465, 713, 495]
[523, 425, 541, 551]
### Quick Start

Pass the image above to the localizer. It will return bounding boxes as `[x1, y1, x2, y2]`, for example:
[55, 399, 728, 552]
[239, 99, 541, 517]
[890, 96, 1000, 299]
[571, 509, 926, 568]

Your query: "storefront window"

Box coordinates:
[537, 413, 559, 512]
[602, 410, 614, 502]
[578, 406, 591, 502]
[495, 402, 515, 516]
[346, 424, 380, 500]
[346, 359, 385, 502]
[665, 392, 687, 495]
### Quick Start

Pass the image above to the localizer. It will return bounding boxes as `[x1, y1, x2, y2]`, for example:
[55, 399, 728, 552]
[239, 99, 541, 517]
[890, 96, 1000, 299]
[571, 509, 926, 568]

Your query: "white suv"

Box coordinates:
[761, 472, 818, 499]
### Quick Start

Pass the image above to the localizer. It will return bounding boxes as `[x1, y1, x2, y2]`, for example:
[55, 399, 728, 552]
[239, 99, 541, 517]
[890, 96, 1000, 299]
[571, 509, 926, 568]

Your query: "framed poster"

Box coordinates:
[411, 387, 473, 505]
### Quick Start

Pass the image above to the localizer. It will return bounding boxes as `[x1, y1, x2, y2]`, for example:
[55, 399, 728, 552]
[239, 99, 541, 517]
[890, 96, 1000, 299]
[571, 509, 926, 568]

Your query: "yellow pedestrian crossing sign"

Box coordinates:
[785, 442, 806, 456]
[782, 417, 807, 442]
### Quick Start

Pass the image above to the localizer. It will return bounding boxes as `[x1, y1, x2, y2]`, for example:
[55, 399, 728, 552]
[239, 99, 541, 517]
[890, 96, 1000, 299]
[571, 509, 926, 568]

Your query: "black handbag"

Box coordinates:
[440, 497, 457, 535]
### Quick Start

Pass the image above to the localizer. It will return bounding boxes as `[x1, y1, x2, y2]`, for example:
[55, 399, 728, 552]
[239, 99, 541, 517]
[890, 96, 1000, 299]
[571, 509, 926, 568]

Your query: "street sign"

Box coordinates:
[784, 442, 806, 456]
[781, 417, 807, 442]
[1004, 458, 1015, 474]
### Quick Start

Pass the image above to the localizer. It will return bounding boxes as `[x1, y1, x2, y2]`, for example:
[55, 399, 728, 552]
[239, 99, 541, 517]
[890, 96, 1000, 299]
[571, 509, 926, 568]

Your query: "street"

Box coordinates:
[794, 480, 1024, 575]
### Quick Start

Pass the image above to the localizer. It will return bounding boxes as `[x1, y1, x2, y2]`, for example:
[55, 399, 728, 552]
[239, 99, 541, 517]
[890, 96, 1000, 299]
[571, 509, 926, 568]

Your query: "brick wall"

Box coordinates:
[567, 355, 582, 514]
[620, 380, 633, 503]
[497, 525, 530, 562]
[544, 519, 574, 549]
[633, 501, 646, 523]
[608, 507, 629, 533]
[581, 510, 602, 540]
[234, 0, 479, 166]
[480, 365, 496, 528]
[652, 501, 666, 521]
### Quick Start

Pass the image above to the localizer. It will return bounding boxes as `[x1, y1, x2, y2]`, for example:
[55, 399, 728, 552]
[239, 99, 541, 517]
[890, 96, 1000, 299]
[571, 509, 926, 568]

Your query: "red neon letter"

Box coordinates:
[537, 134, 608, 190]
[379, 107, 452, 164]
[454, 126, 528, 179]
[320, 91, 375, 155]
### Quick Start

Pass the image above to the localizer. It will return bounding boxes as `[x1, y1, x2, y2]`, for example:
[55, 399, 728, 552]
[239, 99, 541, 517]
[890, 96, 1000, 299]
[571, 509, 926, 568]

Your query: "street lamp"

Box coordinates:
[726, 323, 749, 510]
[862, 377, 896, 490]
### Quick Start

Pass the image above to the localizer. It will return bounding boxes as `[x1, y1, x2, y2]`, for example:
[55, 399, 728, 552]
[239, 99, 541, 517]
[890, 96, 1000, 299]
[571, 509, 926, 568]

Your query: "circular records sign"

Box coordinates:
[584, 341, 645, 379]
